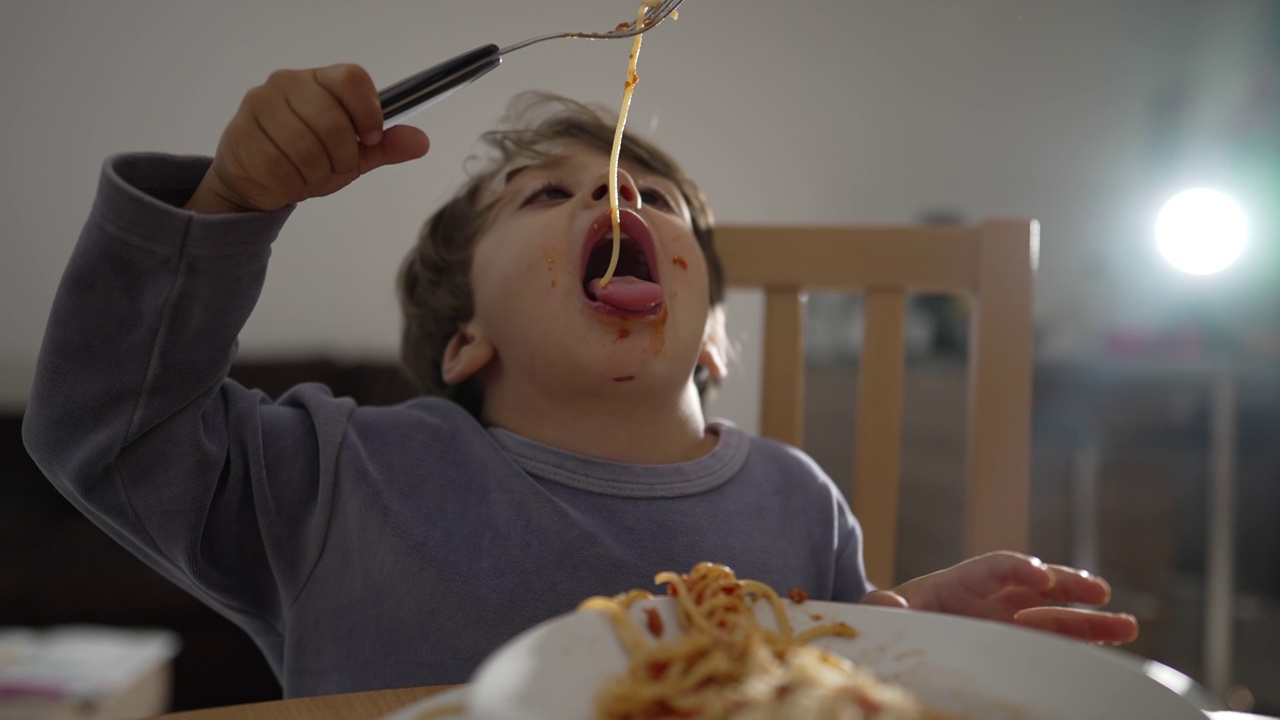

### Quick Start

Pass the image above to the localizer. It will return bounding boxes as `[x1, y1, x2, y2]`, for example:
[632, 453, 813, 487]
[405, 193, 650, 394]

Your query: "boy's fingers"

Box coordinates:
[957, 552, 1053, 600]
[313, 64, 384, 146]
[358, 125, 430, 172]
[252, 87, 333, 189]
[860, 589, 909, 608]
[285, 78, 362, 177]
[1012, 607, 1139, 645]
[1043, 564, 1112, 607]
[220, 91, 308, 204]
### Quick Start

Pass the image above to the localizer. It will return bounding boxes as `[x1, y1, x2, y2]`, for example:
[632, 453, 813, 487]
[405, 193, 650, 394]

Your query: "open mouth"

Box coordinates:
[580, 210, 663, 316]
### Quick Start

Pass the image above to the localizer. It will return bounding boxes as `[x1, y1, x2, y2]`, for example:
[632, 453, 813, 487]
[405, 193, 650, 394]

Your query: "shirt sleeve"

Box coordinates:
[831, 492, 874, 601]
[21, 153, 338, 640]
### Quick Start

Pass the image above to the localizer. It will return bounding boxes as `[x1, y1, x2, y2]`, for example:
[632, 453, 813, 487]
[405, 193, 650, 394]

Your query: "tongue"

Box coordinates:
[587, 276, 664, 312]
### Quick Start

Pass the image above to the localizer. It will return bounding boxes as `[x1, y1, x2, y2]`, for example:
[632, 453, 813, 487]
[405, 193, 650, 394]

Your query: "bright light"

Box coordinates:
[1154, 188, 1247, 275]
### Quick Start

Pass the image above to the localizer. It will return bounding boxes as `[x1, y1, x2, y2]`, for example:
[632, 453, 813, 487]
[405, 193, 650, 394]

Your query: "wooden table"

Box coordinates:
[150, 686, 455, 720]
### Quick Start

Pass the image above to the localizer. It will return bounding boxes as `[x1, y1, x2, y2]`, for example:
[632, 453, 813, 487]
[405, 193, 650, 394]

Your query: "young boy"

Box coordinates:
[22, 64, 1136, 698]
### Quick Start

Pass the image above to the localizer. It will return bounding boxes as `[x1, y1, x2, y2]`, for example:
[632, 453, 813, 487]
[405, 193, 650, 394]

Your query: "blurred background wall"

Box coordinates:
[0, 0, 1274, 420]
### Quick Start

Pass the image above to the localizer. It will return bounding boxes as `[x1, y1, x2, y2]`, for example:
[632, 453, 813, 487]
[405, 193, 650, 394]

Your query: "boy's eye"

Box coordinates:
[522, 183, 572, 206]
[640, 188, 675, 211]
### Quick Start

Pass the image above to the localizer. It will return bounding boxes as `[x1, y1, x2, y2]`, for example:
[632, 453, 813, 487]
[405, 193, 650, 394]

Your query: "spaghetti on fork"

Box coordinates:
[599, 0, 672, 289]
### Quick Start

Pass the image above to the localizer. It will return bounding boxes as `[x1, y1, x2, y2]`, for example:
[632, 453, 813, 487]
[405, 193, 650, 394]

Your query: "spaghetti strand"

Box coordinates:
[600, 0, 664, 289]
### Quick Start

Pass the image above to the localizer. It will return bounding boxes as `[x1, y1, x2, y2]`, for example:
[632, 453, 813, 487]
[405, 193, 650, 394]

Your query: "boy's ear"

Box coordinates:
[698, 305, 729, 381]
[441, 326, 495, 385]
[697, 341, 727, 381]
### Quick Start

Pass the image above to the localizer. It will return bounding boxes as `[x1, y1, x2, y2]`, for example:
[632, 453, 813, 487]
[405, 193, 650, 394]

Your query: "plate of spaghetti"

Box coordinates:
[460, 563, 1205, 720]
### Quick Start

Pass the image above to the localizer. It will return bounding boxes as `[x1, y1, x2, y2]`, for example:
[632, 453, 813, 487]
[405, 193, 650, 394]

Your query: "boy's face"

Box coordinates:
[444, 140, 723, 406]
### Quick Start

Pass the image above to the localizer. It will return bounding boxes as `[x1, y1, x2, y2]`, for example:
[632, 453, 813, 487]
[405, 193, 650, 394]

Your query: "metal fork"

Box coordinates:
[379, 0, 685, 128]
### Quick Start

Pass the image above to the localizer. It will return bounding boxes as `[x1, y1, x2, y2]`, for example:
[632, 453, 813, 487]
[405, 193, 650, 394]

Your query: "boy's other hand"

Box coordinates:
[185, 64, 430, 214]
[861, 551, 1140, 645]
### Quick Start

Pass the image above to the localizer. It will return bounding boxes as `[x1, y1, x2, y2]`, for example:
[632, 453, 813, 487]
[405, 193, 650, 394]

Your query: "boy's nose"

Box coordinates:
[587, 167, 640, 208]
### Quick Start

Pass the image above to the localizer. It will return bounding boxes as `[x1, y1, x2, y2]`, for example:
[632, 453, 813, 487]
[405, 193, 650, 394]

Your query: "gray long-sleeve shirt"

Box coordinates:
[22, 153, 870, 697]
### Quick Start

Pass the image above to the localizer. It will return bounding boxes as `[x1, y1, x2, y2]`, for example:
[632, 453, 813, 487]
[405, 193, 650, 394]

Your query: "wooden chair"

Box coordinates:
[715, 220, 1038, 589]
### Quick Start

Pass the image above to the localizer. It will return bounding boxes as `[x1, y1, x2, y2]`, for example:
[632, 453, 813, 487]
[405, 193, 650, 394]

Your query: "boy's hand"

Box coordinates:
[185, 64, 430, 214]
[861, 551, 1140, 645]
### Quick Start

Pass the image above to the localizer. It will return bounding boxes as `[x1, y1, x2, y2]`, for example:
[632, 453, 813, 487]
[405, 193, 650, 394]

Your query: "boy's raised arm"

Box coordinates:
[22, 64, 429, 626]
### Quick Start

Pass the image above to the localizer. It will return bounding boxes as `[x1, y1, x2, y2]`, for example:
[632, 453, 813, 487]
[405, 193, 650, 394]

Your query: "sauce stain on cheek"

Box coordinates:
[672, 256, 688, 269]
[648, 306, 668, 356]
[544, 247, 560, 292]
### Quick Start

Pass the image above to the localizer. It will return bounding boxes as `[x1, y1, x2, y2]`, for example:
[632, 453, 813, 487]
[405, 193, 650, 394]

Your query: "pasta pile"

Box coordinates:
[579, 563, 958, 720]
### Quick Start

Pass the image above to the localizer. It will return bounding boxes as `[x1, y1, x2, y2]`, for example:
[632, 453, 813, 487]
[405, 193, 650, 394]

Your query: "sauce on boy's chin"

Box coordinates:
[574, 295, 718, 391]
[570, 267, 707, 391]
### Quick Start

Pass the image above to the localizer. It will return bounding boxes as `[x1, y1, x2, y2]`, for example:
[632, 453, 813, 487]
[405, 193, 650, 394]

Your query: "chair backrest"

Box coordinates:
[715, 219, 1038, 589]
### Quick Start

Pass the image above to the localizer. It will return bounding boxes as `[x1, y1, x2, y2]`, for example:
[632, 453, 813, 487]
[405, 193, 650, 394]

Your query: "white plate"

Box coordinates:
[381, 686, 469, 720]
[464, 597, 1208, 720]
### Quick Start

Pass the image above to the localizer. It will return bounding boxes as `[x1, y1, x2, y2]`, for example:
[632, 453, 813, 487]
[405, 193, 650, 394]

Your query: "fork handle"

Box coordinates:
[379, 44, 502, 129]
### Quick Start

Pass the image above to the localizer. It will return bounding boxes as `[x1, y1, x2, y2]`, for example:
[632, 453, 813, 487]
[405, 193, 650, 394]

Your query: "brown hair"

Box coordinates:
[397, 91, 724, 417]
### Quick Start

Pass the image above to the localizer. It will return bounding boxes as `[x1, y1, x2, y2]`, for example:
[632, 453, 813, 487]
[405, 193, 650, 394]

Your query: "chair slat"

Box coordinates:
[716, 225, 979, 291]
[964, 219, 1037, 557]
[715, 220, 1034, 594]
[852, 289, 909, 589]
[760, 288, 805, 447]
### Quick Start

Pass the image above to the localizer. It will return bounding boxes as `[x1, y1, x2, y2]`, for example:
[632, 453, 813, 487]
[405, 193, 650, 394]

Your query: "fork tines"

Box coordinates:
[617, 0, 682, 34]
